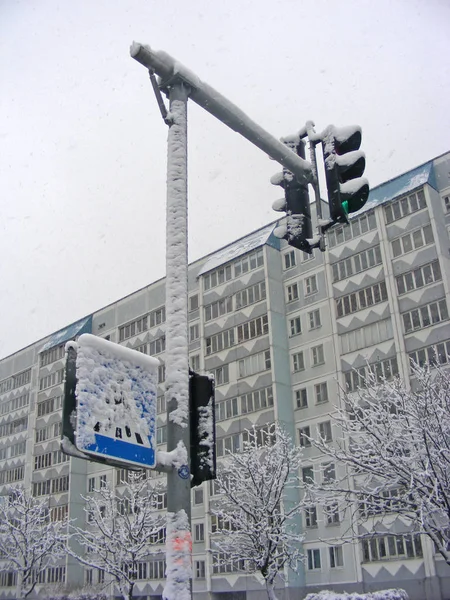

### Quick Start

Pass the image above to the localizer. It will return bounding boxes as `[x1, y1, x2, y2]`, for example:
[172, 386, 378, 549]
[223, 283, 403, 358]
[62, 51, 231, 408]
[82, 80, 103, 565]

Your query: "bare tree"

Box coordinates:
[0, 486, 69, 598]
[305, 363, 450, 564]
[69, 471, 165, 600]
[212, 423, 304, 600]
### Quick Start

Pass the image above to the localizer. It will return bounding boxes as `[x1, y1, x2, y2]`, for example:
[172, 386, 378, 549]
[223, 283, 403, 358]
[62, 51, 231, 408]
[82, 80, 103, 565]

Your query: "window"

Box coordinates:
[150, 336, 166, 355]
[211, 365, 229, 386]
[325, 502, 340, 524]
[193, 488, 204, 505]
[190, 354, 200, 371]
[158, 364, 165, 384]
[189, 294, 199, 311]
[292, 352, 305, 373]
[238, 350, 271, 378]
[149, 306, 166, 328]
[34, 452, 52, 470]
[287, 283, 299, 302]
[315, 382, 328, 404]
[311, 345, 325, 366]
[402, 299, 449, 333]
[304, 506, 318, 528]
[384, 189, 427, 224]
[289, 316, 302, 336]
[39, 369, 64, 391]
[344, 358, 399, 391]
[323, 463, 336, 483]
[327, 210, 377, 248]
[241, 386, 273, 414]
[234, 248, 264, 277]
[307, 548, 321, 570]
[206, 329, 235, 355]
[156, 426, 167, 445]
[308, 309, 321, 330]
[237, 316, 269, 343]
[318, 420, 332, 442]
[305, 275, 318, 295]
[148, 560, 166, 579]
[86, 570, 93, 585]
[216, 397, 239, 422]
[189, 324, 200, 342]
[216, 434, 241, 457]
[329, 546, 344, 568]
[235, 282, 266, 309]
[204, 296, 233, 322]
[212, 552, 246, 574]
[194, 522, 205, 542]
[295, 388, 308, 409]
[284, 250, 296, 269]
[136, 343, 149, 354]
[157, 396, 166, 415]
[302, 466, 314, 484]
[0, 416, 28, 438]
[409, 340, 450, 370]
[362, 534, 423, 562]
[332, 246, 382, 282]
[444, 196, 450, 213]
[99, 475, 107, 488]
[195, 560, 206, 579]
[203, 265, 233, 291]
[32, 480, 51, 497]
[299, 426, 311, 447]
[40, 344, 65, 367]
[391, 224, 434, 257]
[396, 260, 441, 295]
[336, 281, 388, 318]
[340, 318, 394, 354]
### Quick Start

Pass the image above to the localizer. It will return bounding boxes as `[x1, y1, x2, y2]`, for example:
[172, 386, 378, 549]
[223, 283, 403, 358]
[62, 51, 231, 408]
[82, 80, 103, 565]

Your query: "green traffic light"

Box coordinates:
[342, 200, 349, 215]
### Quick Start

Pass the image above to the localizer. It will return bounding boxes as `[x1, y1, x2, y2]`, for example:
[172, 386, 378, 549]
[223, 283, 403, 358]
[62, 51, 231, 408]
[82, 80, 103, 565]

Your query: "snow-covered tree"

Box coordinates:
[305, 362, 450, 564]
[0, 486, 70, 598]
[69, 470, 165, 600]
[211, 423, 304, 600]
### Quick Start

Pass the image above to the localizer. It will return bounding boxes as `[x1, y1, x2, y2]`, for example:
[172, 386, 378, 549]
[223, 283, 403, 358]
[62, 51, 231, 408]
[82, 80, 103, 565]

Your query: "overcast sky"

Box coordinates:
[1, 0, 449, 359]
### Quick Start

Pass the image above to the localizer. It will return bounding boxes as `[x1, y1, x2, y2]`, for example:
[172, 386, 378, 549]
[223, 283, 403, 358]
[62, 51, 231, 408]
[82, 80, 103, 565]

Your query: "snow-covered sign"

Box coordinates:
[63, 334, 159, 469]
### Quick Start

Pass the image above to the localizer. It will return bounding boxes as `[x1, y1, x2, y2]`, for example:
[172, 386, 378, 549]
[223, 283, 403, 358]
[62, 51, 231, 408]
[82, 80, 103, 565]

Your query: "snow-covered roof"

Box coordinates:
[355, 160, 436, 215]
[198, 222, 277, 275]
[39, 315, 93, 353]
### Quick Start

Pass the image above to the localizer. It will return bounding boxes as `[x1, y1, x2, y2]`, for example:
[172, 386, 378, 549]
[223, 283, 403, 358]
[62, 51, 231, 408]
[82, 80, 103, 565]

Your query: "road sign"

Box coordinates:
[62, 333, 159, 469]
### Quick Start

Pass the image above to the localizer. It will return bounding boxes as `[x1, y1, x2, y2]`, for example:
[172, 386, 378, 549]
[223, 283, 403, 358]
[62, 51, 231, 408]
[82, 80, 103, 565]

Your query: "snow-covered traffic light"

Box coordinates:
[322, 125, 369, 225]
[271, 135, 313, 254]
[189, 370, 216, 488]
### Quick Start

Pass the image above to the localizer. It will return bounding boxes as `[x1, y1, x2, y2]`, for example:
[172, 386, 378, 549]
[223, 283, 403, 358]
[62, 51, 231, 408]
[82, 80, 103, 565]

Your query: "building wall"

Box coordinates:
[1, 153, 450, 599]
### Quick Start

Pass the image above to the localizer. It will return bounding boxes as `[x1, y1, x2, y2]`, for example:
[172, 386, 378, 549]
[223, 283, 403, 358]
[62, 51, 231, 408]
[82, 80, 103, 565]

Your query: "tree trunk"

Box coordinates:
[265, 578, 278, 600]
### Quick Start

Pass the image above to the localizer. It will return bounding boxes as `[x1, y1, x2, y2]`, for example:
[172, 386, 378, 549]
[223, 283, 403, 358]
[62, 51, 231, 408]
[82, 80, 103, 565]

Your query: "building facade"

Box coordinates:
[1, 152, 450, 600]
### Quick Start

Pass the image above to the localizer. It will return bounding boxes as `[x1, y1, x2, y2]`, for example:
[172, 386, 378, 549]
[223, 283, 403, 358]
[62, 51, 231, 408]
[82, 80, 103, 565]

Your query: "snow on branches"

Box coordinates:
[305, 363, 450, 564]
[211, 423, 303, 600]
[68, 471, 165, 600]
[0, 486, 70, 598]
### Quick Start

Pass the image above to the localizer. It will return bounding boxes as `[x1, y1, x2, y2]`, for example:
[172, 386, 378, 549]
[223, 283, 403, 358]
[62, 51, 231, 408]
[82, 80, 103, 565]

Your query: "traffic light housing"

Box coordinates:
[189, 370, 216, 488]
[271, 136, 313, 253]
[322, 125, 369, 225]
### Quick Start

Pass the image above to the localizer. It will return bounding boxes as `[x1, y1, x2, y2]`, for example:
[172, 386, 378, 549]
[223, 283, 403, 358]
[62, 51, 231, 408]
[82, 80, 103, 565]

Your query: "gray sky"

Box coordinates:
[1, 0, 449, 359]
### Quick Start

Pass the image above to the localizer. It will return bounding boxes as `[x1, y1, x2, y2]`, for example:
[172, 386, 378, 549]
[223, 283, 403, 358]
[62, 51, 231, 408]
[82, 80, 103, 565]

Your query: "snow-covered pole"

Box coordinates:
[130, 42, 313, 185]
[162, 80, 193, 600]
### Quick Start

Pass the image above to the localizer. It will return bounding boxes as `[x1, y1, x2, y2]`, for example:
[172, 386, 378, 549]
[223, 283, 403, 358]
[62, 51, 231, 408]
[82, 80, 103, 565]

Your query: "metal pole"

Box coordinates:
[163, 80, 192, 600]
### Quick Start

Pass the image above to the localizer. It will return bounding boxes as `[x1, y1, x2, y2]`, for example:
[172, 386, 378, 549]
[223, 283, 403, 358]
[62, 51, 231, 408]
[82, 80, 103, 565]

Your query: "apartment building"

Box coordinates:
[0, 151, 450, 600]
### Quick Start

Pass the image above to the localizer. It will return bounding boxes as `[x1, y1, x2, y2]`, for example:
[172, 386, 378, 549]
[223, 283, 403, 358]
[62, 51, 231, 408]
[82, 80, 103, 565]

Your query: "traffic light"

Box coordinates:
[189, 370, 216, 488]
[322, 125, 369, 225]
[271, 136, 313, 253]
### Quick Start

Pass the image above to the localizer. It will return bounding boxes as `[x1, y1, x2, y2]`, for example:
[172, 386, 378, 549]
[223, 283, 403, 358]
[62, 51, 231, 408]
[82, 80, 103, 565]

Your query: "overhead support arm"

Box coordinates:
[130, 42, 313, 185]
